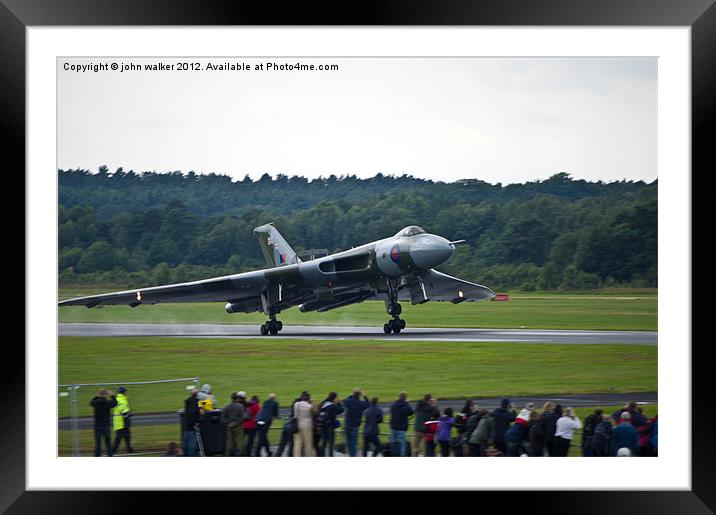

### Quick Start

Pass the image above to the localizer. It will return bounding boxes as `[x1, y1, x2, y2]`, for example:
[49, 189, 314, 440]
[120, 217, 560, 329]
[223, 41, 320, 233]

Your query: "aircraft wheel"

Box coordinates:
[392, 323, 401, 334]
[383, 323, 391, 334]
[267, 319, 279, 336]
[400, 319, 406, 329]
[260, 324, 268, 336]
[277, 321, 283, 332]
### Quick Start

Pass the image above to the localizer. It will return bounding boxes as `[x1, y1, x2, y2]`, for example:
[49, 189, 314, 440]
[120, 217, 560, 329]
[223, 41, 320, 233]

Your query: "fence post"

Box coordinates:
[70, 385, 80, 457]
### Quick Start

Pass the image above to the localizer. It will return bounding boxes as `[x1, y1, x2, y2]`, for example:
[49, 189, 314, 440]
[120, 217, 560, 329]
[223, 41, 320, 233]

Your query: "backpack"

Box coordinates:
[316, 407, 329, 429]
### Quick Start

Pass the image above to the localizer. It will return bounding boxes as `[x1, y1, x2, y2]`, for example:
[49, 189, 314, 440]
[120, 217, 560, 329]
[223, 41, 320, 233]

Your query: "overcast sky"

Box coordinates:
[58, 57, 656, 184]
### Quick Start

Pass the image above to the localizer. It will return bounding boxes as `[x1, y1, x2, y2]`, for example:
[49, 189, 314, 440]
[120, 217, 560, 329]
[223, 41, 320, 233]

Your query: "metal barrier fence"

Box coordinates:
[59, 377, 200, 456]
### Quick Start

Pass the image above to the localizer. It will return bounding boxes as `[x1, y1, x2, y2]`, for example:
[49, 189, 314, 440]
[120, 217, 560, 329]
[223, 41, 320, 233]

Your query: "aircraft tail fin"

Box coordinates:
[253, 223, 300, 268]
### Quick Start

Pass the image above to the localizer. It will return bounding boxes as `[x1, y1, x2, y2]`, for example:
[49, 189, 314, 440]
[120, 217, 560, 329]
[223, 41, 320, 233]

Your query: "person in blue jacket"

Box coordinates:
[254, 393, 279, 457]
[362, 397, 384, 457]
[342, 387, 370, 457]
[612, 412, 639, 456]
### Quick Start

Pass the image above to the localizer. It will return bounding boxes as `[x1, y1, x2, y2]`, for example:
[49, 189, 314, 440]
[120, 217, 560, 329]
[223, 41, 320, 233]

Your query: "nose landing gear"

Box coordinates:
[260, 316, 283, 336]
[383, 280, 406, 334]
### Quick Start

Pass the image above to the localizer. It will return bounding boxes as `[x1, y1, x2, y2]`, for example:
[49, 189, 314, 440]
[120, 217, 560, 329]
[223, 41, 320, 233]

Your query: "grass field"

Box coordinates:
[57, 403, 658, 457]
[58, 336, 657, 419]
[58, 289, 657, 331]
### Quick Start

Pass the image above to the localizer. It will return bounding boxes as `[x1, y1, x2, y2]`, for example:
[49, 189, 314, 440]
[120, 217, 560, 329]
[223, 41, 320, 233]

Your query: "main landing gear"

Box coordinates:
[259, 316, 283, 336]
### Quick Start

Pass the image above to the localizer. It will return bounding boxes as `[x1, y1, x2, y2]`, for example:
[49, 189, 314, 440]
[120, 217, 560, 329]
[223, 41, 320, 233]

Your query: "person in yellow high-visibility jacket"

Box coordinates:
[112, 386, 133, 454]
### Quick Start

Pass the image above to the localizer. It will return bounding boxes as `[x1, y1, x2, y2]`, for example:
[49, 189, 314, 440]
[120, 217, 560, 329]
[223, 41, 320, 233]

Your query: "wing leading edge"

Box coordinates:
[58, 269, 269, 308]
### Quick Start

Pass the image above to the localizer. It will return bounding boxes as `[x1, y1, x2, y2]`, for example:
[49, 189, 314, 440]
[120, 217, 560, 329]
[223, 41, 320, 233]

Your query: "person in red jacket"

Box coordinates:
[423, 409, 440, 457]
[242, 394, 261, 456]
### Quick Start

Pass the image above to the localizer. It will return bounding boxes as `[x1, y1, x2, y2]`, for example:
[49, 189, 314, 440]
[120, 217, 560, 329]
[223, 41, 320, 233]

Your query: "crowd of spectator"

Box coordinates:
[168, 386, 659, 458]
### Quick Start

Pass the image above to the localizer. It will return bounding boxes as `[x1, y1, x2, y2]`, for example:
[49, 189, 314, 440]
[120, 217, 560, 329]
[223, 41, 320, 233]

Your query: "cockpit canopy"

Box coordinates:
[395, 225, 426, 238]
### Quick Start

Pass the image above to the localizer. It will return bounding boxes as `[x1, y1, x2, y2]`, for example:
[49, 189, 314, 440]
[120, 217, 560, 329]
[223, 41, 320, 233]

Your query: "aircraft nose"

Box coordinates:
[410, 237, 454, 269]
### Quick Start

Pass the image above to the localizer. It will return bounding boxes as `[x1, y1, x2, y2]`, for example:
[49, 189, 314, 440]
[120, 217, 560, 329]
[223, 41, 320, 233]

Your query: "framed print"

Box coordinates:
[4, 0, 713, 512]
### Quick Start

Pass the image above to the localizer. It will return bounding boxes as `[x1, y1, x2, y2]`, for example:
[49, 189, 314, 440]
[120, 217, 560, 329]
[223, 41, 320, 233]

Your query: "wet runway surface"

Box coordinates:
[59, 323, 657, 345]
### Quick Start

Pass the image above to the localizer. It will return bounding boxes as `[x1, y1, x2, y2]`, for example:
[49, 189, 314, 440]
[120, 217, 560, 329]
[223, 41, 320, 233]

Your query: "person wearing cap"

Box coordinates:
[489, 398, 516, 456]
[197, 384, 217, 412]
[90, 388, 118, 457]
[112, 386, 133, 454]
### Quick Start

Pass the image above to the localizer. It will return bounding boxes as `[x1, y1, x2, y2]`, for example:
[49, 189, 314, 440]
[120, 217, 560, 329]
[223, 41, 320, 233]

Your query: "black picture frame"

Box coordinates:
[4, 1, 711, 512]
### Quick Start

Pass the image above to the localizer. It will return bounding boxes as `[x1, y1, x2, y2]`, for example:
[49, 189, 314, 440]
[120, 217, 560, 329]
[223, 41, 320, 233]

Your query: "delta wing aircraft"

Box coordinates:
[59, 224, 496, 335]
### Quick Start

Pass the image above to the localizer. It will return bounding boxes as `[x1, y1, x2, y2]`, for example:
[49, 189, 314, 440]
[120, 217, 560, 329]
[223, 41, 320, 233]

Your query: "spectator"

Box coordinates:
[490, 398, 517, 456]
[255, 393, 279, 457]
[197, 384, 217, 412]
[540, 402, 562, 457]
[112, 386, 133, 454]
[632, 406, 648, 428]
[389, 392, 414, 457]
[590, 414, 614, 457]
[505, 413, 530, 457]
[612, 412, 639, 457]
[453, 399, 475, 457]
[462, 404, 482, 456]
[635, 408, 655, 456]
[612, 401, 646, 428]
[581, 408, 604, 457]
[436, 407, 456, 457]
[182, 389, 201, 457]
[163, 441, 180, 456]
[243, 394, 261, 456]
[525, 410, 542, 456]
[468, 409, 491, 456]
[311, 398, 322, 454]
[552, 407, 582, 457]
[317, 392, 344, 457]
[516, 402, 535, 423]
[343, 387, 370, 457]
[293, 392, 314, 457]
[412, 394, 433, 457]
[276, 392, 303, 457]
[363, 397, 383, 457]
[423, 409, 440, 457]
[650, 416, 658, 455]
[221, 392, 245, 456]
[90, 388, 117, 457]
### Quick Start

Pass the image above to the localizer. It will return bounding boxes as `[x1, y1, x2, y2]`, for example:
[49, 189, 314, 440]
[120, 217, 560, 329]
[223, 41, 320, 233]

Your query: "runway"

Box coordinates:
[58, 392, 658, 430]
[59, 323, 657, 345]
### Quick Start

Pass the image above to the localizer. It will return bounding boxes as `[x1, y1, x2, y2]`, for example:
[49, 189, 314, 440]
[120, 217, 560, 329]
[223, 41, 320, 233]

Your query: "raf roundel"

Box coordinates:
[390, 244, 400, 264]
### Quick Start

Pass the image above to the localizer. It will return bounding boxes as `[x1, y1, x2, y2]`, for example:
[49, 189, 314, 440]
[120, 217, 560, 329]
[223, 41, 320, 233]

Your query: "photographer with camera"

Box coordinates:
[90, 388, 117, 457]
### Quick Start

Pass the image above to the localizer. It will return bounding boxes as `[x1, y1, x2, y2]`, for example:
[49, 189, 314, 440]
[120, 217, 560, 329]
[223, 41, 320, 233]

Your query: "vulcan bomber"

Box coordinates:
[59, 224, 496, 335]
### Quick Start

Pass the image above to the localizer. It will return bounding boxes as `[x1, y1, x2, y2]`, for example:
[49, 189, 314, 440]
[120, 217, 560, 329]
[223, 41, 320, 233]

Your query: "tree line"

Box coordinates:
[58, 168, 657, 291]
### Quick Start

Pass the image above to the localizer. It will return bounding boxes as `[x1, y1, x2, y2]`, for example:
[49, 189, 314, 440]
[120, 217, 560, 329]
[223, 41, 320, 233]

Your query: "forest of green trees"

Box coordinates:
[58, 167, 657, 291]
